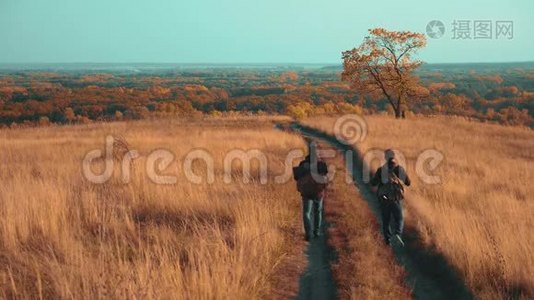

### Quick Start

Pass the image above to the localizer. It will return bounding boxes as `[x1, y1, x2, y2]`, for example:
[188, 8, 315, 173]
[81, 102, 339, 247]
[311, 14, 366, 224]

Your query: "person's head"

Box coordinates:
[384, 149, 396, 164]
[305, 153, 320, 162]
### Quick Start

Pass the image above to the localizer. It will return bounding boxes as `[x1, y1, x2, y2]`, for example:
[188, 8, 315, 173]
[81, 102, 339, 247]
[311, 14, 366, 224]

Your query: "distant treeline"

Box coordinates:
[0, 64, 532, 127]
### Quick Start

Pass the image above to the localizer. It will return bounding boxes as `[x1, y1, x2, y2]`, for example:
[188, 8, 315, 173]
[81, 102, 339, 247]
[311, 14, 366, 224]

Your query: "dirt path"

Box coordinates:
[296, 226, 338, 300]
[289, 122, 473, 300]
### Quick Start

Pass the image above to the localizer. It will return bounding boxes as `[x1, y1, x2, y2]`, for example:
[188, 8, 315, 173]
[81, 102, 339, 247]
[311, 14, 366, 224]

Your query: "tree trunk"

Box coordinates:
[394, 108, 401, 119]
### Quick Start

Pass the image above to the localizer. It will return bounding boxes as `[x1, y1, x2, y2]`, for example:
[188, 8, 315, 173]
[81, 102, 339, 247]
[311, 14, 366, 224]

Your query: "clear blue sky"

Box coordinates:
[1, 0, 532, 64]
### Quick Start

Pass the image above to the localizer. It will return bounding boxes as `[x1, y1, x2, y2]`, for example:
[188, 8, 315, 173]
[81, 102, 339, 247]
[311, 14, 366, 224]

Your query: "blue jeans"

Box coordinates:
[302, 198, 323, 237]
[380, 200, 404, 243]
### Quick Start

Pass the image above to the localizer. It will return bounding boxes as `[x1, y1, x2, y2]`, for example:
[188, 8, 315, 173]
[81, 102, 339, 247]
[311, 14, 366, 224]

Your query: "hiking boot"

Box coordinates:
[313, 230, 321, 238]
[394, 234, 405, 247]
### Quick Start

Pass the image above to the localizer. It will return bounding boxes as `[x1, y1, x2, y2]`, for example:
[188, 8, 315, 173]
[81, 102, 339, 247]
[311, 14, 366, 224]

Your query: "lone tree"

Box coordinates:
[342, 28, 427, 118]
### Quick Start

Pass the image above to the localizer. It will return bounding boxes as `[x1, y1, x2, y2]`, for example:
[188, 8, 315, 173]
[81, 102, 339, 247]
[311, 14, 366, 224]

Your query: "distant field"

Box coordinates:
[304, 115, 534, 299]
[0, 62, 532, 127]
[0, 117, 306, 298]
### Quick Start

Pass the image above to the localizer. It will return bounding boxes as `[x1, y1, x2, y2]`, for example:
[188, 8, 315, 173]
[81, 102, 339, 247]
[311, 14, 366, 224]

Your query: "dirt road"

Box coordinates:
[290, 122, 472, 300]
[296, 229, 338, 300]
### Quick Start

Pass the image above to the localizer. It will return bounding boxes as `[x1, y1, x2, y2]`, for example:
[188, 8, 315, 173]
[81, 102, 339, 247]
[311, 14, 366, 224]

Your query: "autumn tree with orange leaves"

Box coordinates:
[342, 28, 427, 118]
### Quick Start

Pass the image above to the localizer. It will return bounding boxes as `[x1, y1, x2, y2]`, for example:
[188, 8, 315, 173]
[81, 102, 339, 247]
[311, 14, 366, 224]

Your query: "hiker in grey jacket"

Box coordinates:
[370, 149, 411, 246]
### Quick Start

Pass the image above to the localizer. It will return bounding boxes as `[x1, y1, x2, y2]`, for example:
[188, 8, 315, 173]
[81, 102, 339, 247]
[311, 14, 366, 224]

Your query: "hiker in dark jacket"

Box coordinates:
[370, 149, 411, 246]
[293, 153, 329, 241]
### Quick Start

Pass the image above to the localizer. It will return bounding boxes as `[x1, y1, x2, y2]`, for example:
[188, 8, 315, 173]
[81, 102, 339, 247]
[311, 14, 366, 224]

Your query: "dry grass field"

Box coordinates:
[0, 117, 307, 299]
[303, 115, 534, 299]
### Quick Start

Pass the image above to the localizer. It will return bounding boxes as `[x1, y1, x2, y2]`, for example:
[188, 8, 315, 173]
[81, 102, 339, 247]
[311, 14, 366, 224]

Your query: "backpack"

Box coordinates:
[294, 161, 328, 199]
[377, 167, 404, 202]
[293, 164, 309, 181]
[297, 173, 328, 199]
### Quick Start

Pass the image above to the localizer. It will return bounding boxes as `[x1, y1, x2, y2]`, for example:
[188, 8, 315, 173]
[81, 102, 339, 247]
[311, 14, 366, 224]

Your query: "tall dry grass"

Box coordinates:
[304, 115, 534, 299]
[0, 118, 306, 299]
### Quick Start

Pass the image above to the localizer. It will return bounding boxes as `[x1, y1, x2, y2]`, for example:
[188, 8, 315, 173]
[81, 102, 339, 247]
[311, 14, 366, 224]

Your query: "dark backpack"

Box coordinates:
[297, 173, 328, 199]
[377, 168, 404, 202]
[293, 161, 328, 199]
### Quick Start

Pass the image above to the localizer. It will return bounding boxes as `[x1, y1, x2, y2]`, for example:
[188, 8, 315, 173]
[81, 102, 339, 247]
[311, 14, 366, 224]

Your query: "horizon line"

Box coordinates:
[1, 60, 534, 66]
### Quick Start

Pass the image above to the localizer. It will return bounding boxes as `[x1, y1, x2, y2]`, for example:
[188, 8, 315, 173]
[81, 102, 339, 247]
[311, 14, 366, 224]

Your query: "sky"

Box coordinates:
[0, 0, 532, 64]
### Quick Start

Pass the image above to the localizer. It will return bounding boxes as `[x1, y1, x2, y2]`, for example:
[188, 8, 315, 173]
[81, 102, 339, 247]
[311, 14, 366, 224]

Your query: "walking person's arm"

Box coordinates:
[369, 167, 381, 192]
[370, 167, 381, 186]
[395, 166, 411, 187]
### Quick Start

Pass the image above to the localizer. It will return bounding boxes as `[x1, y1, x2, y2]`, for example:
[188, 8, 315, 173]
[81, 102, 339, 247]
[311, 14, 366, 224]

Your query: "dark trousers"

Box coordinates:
[302, 198, 323, 238]
[380, 200, 404, 243]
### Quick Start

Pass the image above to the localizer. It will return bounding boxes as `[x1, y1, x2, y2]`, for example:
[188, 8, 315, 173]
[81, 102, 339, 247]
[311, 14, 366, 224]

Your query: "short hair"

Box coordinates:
[384, 149, 395, 160]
